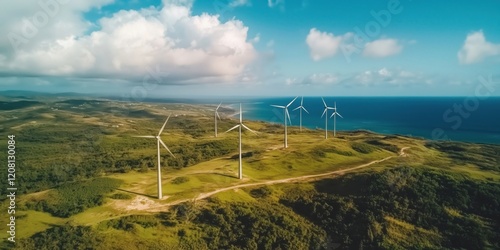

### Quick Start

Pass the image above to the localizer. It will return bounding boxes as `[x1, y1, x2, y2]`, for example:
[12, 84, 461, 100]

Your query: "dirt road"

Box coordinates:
[142, 147, 410, 212]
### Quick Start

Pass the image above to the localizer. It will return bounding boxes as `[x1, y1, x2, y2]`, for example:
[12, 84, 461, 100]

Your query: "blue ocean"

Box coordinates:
[207, 97, 500, 145]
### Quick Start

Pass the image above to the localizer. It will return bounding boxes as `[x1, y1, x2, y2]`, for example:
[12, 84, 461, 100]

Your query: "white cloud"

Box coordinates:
[0, 0, 258, 85]
[285, 77, 299, 85]
[266, 40, 274, 47]
[362, 38, 403, 58]
[230, 0, 251, 8]
[306, 28, 352, 61]
[458, 30, 500, 64]
[303, 73, 339, 85]
[378, 67, 392, 77]
[398, 70, 415, 78]
[284, 73, 340, 86]
[1, 0, 114, 55]
[353, 68, 422, 85]
[250, 33, 260, 43]
[268, 0, 285, 8]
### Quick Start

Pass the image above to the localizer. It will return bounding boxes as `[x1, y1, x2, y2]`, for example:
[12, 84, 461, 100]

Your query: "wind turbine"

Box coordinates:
[329, 102, 343, 137]
[321, 97, 334, 139]
[134, 114, 175, 199]
[271, 96, 298, 148]
[225, 103, 257, 179]
[214, 102, 222, 137]
[293, 96, 309, 132]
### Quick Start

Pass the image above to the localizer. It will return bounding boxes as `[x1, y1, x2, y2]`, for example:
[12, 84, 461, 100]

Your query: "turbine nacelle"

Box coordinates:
[215, 102, 222, 120]
[292, 96, 309, 113]
[321, 107, 334, 118]
[271, 96, 297, 125]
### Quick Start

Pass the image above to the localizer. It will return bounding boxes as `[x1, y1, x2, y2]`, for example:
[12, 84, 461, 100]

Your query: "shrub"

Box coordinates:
[250, 186, 273, 198]
[110, 193, 132, 200]
[365, 140, 399, 153]
[351, 142, 375, 154]
[172, 176, 189, 185]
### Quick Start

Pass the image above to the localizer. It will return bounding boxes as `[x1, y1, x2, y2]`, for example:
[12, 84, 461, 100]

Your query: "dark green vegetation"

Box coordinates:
[0, 100, 43, 110]
[13, 224, 102, 250]
[364, 139, 400, 153]
[171, 176, 190, 184]
[249, 186, 273, 198]
[25, 178, 122, 218]
[283, 167, 500, 249]
[192, 201, 326, 249]
[310, 144, 354, 158]
[426, 141, 500, 172]
[110, 193, 133, 200]
[350, 142, 376, 154]
[165, 140, 238, 168]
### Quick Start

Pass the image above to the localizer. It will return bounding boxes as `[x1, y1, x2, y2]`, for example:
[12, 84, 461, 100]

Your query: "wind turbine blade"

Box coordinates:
[321, 97, 327, 108]
[239, 103, 242, 123]
[321, 108, 327, 118]
[334, 102, 337, 109]
[133, 135, 156, 138]
[292, 106, 301, 111]
[158, 139, 175, 158]
[158, 114, 171, 136]
[337, 113, 343, 118]
[285, 108, 292, 125]
[287, 96, 298, 107]
[241, 123, 257, 135]
[300, 96, 304, 106]
[302, 106, 309, 114]
[330, 112, 335, 118]
[216, 111, 221, 120]
[225, 124, 240, 133]
[271, 105, 285, 109]
[216, 102, 222, 110]
[327, 107, 335, 110]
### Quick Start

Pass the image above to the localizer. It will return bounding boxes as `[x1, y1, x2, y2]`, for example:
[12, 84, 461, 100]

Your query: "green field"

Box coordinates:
[0, 97, 499, 249]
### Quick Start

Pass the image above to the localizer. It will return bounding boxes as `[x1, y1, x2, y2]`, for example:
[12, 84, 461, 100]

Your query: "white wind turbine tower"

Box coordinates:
[329, 102, 343, 137]
[225, 103, 257, 179]
[271, 96, 298, 148]
[214, 102, 222, 137]
[321, 97, 335, 139]
[134, 114, 175, 199]
[293, 96, 309, 132]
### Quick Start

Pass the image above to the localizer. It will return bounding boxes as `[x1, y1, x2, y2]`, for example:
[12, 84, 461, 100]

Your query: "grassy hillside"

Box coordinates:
[0, 97, 499, 249]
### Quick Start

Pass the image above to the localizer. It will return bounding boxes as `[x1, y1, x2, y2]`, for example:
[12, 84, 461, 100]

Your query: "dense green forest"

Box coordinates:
[282, 166, 500, 249]
[0, 122, 237, 195]
[12, 167, 500, 249]
[25, 178, 122, 218]
[13, 225, 102, 250]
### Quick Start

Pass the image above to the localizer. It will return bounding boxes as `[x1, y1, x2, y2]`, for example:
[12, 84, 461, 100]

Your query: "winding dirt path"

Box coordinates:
[141, 147, 410, 212]
[195, 147, 410, 200]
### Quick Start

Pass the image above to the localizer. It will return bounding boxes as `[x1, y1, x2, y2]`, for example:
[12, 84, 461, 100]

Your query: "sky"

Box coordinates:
[0, 0, 499, 97]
